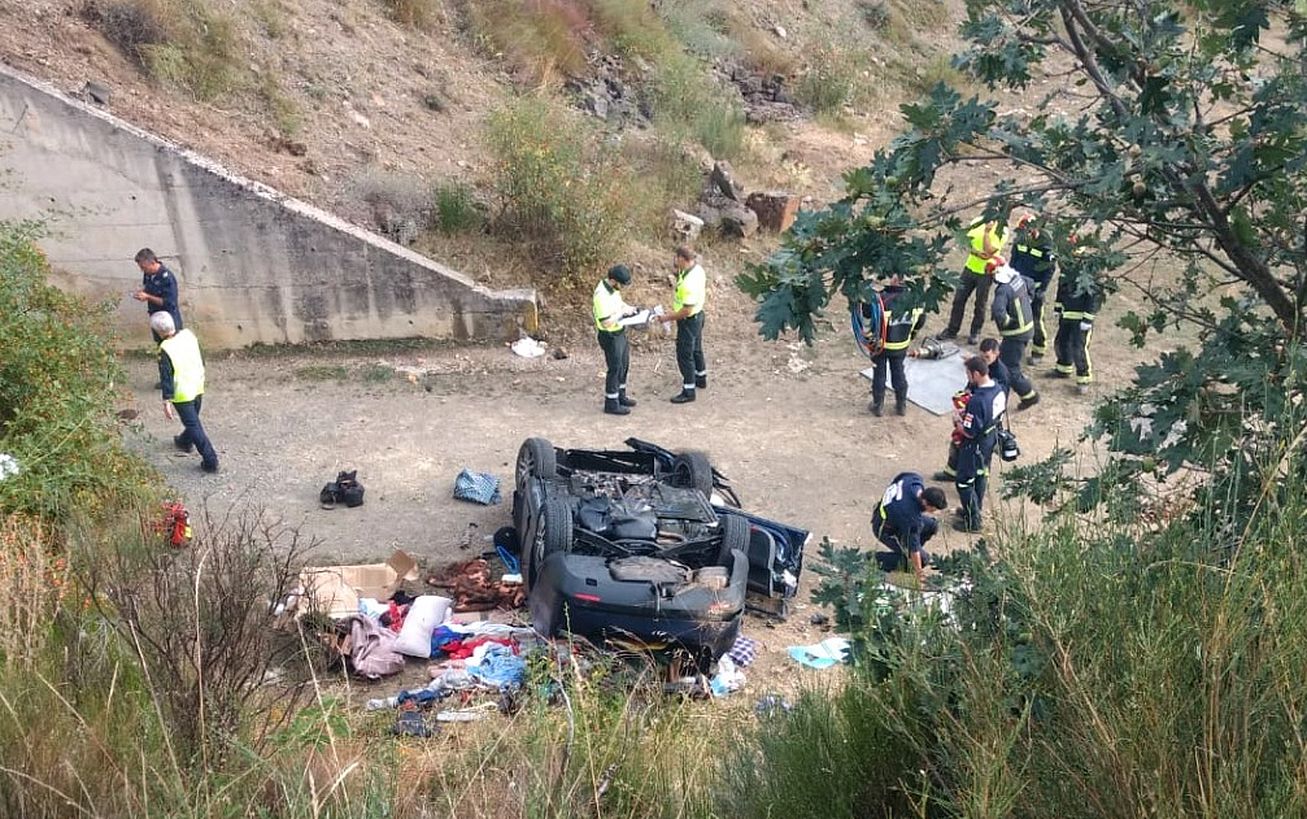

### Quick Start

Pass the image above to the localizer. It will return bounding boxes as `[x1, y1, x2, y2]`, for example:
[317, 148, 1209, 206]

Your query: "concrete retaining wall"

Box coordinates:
[0, 64, 536, 349]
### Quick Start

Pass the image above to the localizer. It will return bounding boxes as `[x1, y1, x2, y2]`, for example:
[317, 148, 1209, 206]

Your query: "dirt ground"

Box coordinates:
[122, 263, 1150, 696]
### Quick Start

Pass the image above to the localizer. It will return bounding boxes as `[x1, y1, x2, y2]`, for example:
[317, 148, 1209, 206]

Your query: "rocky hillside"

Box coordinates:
[0, 0, 966, 302]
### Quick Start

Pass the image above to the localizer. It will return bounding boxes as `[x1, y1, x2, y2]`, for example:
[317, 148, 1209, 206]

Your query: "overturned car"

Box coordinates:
[511, 437, 808, 661]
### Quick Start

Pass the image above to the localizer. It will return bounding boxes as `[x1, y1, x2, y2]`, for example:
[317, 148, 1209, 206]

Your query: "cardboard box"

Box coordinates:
[296, 550, 420, 619]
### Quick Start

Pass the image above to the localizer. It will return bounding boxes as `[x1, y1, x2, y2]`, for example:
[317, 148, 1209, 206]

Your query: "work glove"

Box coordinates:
[1079, 321, 1093, 332]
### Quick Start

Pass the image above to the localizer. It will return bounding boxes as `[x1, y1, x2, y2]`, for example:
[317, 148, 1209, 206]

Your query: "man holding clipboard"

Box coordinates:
[593, 264, 646, 416]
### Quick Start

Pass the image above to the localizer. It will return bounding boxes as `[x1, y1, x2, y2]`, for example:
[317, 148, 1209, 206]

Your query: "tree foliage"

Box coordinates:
[740, 0, 1307, 523]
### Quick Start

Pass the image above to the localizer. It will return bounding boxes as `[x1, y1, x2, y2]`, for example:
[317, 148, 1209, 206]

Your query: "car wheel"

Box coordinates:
[526, 497, 572, 591]
[516, 437, 557, 491]
[717, 513, 750, 567]
[673, 450, 714, 495]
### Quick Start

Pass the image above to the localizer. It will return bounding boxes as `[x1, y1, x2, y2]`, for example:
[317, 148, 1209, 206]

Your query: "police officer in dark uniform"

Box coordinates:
[133, 248, 183, 344]
[872, 472, 947, 584]
[865, 276, 926, 416]
[954, 356, 1007, 532]
[989, 260, 1040, 410]
[1008, 214, 1057, 362]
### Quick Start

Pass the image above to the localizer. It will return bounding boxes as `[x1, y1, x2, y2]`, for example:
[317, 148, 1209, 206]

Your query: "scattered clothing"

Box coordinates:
[788, 637, 852, 669]
[709, 654, 746, 697]
[347, 615, 406, 679]
[426, 558, 527, 611]
[727, 634, 760, 668]
[453, 469, 502, 505]
[466, 645, 527, 690]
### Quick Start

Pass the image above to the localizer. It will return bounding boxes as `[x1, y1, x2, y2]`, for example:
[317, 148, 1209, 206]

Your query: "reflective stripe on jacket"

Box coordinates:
[673, 264, 706, 315]
[593, 280, 627, 332]
[160, 329, 205, 403]
[992, 273, 1035, 337]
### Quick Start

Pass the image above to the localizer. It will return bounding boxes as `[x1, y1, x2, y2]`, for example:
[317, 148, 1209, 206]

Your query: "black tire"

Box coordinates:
[673, 450, 714, 495]
[716, 513, 750, 567]
[516, 437, 557, 491]
[526, 498, 572, 591]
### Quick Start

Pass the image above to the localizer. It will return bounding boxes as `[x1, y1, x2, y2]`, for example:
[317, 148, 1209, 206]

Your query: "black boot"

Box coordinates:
[869, 398, 884, 416]
[173, 434, 194, 453]
[619, 390, 637, 407]
[695, 375, 708, 389]
[604, 398, 630, 415]
[670, 389, 696, 404]
[895, 396, 907, 416]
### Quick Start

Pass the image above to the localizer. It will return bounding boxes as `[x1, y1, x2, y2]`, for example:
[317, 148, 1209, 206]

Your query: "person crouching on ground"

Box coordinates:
[151, 312, 219, 473]
[872, 471, 948, 586]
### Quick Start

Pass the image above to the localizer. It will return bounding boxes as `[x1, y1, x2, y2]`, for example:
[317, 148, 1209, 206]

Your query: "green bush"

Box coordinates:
[795, 44, 860, 115]
[735, 445, 1307, 817]
[485, 98, 632, 279]
[0, 222, 154, 520]
[656, 0, 739, 59]
[88, 0, 240, 100]
[433, 181, 483, 234]
[651, 53, 746, 159]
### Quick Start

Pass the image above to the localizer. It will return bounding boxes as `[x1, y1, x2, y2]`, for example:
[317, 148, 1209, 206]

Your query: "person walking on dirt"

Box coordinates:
[1008, 213, 1057, 362]
[872, 472, 948, 584]
[933, 338, 1008, 482]
[657, 245, 708, 404]
[1051, 245, 1104, 395]
[989, 260, 1041, 411]
[151, 312, 218, 474]
[593, 264, 640, 416]
[133, 248, 183, 344]
[863, 276, 926, 416]
[938, 217, 1007, 345]
[954, 355, 1006, 532]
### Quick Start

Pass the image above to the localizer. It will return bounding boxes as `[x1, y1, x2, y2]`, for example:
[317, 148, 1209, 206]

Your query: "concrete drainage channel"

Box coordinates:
[0, 63, 536, 351]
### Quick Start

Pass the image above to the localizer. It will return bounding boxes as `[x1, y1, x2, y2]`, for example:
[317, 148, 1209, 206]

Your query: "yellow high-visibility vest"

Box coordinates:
[160, 329, 205, 403]
[965, 222, 1007, 274]
[593, 280, 627, 332]
[673, 264, 706, 316]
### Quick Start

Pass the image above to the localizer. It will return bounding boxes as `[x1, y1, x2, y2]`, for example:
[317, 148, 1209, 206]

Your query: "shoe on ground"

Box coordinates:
[1017, 393, 1041, 411]
[1029, 354, 1044, 365]
[604, 400, 631, 415]
[670, 390, 696, 404]
[869, 401, 884, 417]
[201, 462, 220, 474]
[952, 517, 982, 533]
[618, 394, 638, 407]
[931, 471, 954, 482]
[1077, 383, 1090, 395]
[894, 401, 907, 416]
[695, 376, 708, 389]
[967, 334, 980, 345]
[1047, 369, 1070, 379]
[935, 330, 958, 341]
[173, 434, 193, 453]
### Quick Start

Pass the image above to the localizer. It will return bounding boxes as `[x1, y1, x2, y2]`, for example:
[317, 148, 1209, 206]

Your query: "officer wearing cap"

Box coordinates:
[593, 264, 639, 416]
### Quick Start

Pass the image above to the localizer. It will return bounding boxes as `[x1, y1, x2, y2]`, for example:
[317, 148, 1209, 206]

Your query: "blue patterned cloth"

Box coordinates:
[453, 469, 501, 505]
[728, 634, 759, 667]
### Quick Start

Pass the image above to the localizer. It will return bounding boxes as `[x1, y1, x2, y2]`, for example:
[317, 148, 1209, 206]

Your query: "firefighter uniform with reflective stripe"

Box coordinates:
[1053, 272, 1102, 386]
[990, 266, 1039, 405]
[956, 379, 1006, 530]
[943, 221, 1007, 341]
[872, 472, 939, 566]
[673, 262, 708, 397]
[158, 328, 218, 471]
[593, 276, 634, 413]
[867, 285, 925, 415]
[937, 356, 1010, 481]
[1009, 230, 1056, 358]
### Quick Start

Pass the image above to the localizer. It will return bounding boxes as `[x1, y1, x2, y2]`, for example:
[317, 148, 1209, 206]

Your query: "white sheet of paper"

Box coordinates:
[617, 309, 652, 328]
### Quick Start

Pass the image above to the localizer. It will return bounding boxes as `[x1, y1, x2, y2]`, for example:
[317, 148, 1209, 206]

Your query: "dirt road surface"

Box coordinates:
[123, 277, 1149, 694]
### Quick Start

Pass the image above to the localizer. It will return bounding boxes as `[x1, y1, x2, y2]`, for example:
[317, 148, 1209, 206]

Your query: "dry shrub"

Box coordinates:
[381, 0, 442, 29]
[464, 0, 593, 81]
[0, 515, 70, 668]
[83, 0, 239, 99]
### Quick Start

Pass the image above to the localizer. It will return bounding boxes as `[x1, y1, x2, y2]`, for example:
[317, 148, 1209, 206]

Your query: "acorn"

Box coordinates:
[1132, 180, 1147, 198]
